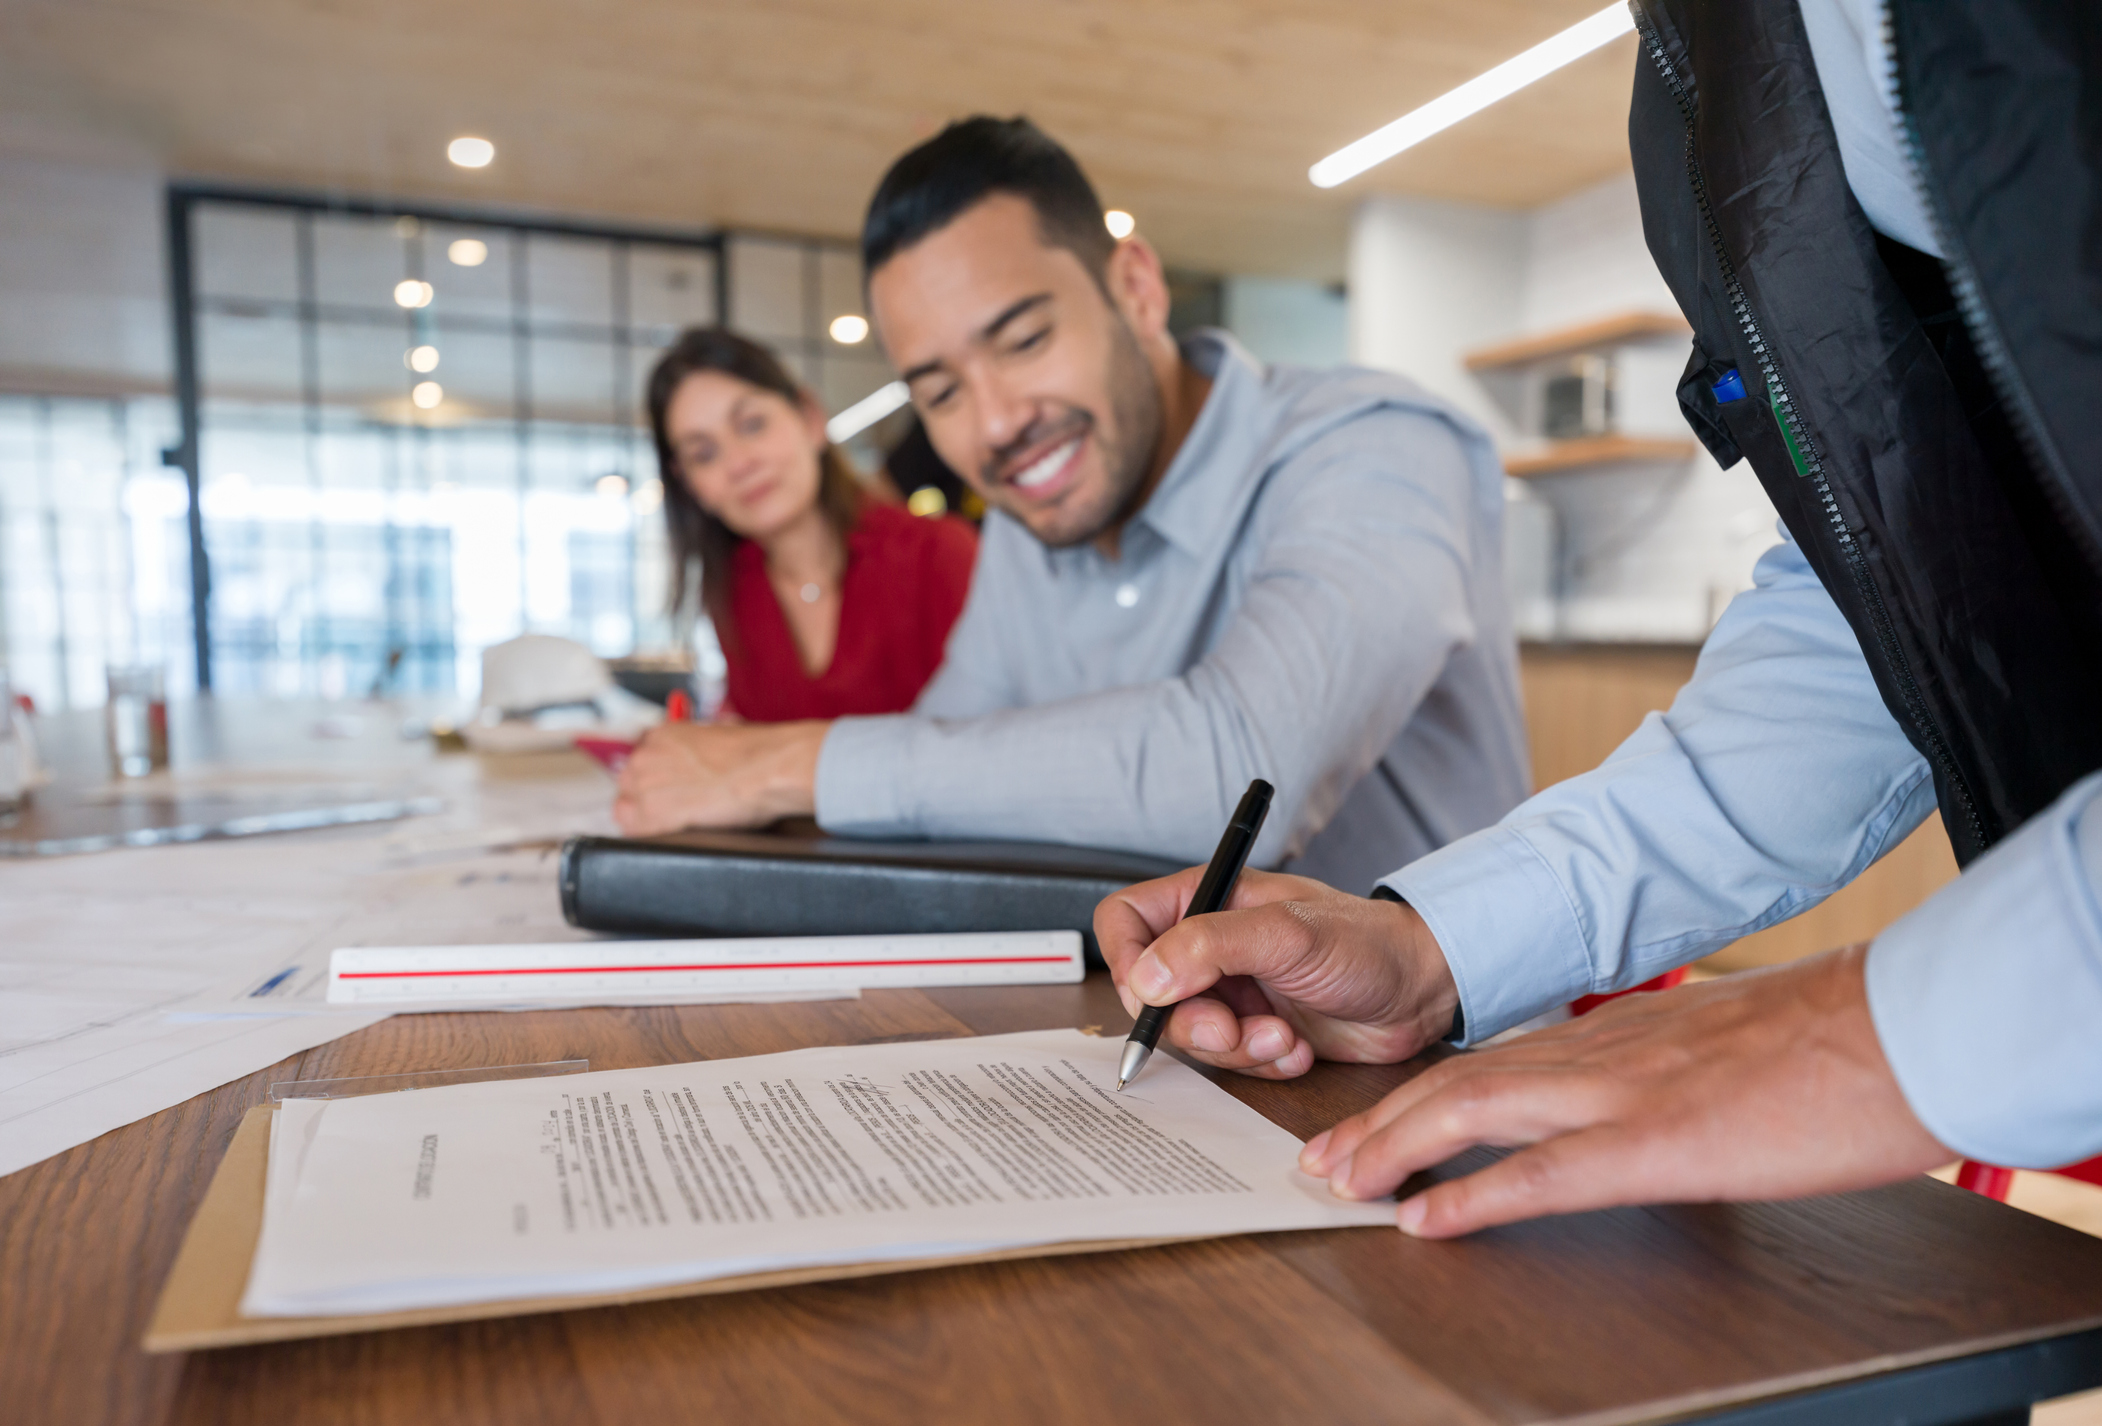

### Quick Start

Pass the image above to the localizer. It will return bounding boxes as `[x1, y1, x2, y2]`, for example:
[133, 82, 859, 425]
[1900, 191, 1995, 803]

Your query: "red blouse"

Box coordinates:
[720, 501, 979, 722]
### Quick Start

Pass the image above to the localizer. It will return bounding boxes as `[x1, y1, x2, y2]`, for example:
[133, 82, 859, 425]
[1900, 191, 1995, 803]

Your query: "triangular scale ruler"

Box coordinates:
[326, 931, 1084, 1007]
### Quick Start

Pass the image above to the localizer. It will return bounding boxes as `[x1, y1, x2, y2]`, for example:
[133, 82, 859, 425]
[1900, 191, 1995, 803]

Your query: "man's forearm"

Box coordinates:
[816, 690, 1263, 861]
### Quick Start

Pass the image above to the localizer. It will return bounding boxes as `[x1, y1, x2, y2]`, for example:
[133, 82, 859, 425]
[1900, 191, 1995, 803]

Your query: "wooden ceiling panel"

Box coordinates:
[0, 0, 1639, 279]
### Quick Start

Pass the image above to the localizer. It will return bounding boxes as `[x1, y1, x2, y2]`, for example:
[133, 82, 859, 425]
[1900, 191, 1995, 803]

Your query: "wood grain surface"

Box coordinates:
[9, 976, 2102, 1426]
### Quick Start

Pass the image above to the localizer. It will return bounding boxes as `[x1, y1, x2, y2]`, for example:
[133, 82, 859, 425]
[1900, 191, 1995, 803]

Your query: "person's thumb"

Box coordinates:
[1124, 902, 1317, 1007]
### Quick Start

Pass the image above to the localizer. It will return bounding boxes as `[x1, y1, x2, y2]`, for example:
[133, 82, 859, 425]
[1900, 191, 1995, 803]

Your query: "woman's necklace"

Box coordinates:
[774, 568, 831, 605]
[766, 539, 839, 609]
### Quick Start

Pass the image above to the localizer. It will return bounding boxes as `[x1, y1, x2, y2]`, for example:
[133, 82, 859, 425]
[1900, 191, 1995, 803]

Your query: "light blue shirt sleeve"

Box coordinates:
[1867, 770, 2102, 1168]
[1382, 532, 1938, 1041]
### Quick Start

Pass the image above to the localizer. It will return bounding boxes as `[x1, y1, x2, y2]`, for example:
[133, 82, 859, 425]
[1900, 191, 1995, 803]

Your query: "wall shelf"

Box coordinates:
[1504, 435, 1699, 478]
[1465, 311, 1690, 374]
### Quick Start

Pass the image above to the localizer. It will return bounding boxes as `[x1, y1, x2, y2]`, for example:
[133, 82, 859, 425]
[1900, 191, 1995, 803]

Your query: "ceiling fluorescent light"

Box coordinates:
[826, 381, 911, 444]
[1309, 3, 1635, 189]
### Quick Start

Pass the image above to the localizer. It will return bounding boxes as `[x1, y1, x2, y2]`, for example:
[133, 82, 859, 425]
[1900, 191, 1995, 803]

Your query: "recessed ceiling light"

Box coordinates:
[405, 345, 440, 373]
[1104, 210, 1136, 239]
[411, 381, 444, 409]
[828, 314, 870, 345]
[448, 136, 495, 169]
[596, 474, 630, 500]
[448, 238, 488, 267]
[1309, 3, 1634, 188]
[393, 279, 434, 309]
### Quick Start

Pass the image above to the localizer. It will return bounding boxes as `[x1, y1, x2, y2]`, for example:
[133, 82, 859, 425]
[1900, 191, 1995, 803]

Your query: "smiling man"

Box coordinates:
[614, 116, 1529, 888]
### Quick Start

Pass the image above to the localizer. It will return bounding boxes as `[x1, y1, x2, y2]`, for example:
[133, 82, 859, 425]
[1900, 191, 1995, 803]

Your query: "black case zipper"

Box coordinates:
[1630, 1, 1984, 851]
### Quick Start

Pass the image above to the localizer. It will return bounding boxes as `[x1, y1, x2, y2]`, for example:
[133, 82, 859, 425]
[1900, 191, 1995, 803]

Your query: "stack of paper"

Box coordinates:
[242, 1029, 1391, 1317]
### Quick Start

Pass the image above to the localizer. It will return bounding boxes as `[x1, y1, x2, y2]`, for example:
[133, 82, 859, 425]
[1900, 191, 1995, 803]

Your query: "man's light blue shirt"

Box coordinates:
[1383, 532, 2102, 1168]
[814, 331, 1533, 891]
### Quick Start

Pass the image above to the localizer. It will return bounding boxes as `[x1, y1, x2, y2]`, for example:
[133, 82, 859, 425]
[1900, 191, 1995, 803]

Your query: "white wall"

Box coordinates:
[1519, 173, 1676, 333]
[1348, 196, 1528, 443]
[1350, 173, 1778, 644]
[0, 153, 169, 391]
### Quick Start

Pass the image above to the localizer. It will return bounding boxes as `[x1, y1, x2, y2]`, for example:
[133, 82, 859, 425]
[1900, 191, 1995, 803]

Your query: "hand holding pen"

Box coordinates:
[1116, 779, 1274, 1089]
[1096, 790, 1459, 1085]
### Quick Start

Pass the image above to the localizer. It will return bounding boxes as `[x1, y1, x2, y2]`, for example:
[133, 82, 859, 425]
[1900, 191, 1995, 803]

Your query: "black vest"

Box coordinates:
[1628, 0, 2102, 865]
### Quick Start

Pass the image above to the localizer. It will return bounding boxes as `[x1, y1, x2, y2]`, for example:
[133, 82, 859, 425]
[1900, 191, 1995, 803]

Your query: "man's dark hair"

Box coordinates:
[861, 116, 1115, 280]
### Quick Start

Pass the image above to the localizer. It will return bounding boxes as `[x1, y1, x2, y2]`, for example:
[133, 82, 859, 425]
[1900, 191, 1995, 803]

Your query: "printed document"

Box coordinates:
[242, 1029, 1391, 1316]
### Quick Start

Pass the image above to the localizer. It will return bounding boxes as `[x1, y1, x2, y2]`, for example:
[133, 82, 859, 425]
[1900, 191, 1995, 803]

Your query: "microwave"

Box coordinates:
[1542, 354, 1616, 440]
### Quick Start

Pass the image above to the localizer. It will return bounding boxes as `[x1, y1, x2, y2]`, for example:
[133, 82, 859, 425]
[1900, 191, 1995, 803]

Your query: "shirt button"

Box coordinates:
[1115, 583, 1140, 608]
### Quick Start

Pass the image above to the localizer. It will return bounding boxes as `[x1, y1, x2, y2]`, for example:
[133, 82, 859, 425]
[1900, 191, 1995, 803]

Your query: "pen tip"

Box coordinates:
[1115, 1077, 1127, 1092]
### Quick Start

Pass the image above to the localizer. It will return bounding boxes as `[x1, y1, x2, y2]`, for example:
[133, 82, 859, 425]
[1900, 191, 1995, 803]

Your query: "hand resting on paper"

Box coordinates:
[612, 719, 826, 835]
[1299, 943, 1951, 1238]
[1094, 868, 1460, 1079]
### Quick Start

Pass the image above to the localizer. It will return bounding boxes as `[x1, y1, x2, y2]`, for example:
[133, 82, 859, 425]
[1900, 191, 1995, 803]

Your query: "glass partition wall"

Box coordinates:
[154, 186, 892, 702]
[0, 392, 182, 710]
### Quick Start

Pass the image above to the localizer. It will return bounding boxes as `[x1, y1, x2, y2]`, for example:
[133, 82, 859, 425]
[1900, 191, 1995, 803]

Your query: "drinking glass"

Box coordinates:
[106, 663, 170, 778]
[0, 669, 22, 814]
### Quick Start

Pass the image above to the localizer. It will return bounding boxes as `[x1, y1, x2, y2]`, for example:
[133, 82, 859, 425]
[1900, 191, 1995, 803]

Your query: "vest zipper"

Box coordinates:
[1877, 1, 2102, 583]
[1630, 3, 1984, 851]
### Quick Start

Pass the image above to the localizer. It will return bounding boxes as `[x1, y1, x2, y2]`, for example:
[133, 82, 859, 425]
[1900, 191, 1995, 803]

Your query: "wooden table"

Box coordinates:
[4, 980, 2100, 1425]
[5, 704, 2102, 1424]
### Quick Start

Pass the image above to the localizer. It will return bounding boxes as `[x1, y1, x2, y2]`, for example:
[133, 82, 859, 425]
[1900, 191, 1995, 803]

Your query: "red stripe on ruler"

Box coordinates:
[338, 955, 1074, 980]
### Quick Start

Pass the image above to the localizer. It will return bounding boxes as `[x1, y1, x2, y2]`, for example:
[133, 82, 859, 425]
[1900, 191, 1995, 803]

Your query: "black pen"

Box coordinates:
[1117, 778, 1274, 1091]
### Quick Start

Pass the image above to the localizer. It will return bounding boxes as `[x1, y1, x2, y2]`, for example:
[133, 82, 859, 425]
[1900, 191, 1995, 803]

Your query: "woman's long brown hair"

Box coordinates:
[646, 328, 862, 643]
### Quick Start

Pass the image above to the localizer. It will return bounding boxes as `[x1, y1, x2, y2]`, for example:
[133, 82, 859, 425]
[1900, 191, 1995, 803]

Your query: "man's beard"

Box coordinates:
[982, 318, 1164, 550]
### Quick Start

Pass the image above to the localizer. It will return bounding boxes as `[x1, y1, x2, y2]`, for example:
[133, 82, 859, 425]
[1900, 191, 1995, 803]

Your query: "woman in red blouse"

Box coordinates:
[646, 329, 977, 721]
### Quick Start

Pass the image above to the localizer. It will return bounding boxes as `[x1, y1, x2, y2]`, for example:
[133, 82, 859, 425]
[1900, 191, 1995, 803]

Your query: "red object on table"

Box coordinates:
[664, 689, 693, 724]
[1569, 967, 1690, 1018]
[722, 502, 976, 722]
[573, 735, 637, 772]
[1957, 1155, 2102, 1201]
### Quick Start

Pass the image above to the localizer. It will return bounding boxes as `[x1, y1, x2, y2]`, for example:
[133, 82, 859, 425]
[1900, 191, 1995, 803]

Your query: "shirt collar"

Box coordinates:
[1127, 329, 1267, 560]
